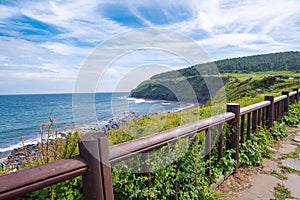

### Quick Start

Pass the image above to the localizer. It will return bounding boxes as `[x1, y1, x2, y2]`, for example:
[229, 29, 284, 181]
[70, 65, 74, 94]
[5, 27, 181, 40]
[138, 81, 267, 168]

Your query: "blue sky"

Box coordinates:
[0, 0, 299, 94]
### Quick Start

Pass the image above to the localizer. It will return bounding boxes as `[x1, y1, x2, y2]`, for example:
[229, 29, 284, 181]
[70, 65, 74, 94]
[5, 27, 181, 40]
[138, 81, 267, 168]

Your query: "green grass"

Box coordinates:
[270, 170, 288, 180]
[108, 71, 300, 145]
[2, 71, 297, 200]
[279, 165, 297, 174]
[281, 146, 300, 159]
[272, 183, 294, 200]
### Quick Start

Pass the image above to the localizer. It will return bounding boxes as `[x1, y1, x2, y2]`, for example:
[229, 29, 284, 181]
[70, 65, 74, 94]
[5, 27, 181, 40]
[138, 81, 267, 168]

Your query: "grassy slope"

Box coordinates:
[130, 51, 300, 102]
[108, 71, 300, 144]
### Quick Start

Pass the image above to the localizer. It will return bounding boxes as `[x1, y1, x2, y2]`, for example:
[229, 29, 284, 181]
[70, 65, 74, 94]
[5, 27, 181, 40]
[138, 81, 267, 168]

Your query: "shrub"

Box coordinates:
[283, 102, 300, 126]
[24, 115, 84, 200]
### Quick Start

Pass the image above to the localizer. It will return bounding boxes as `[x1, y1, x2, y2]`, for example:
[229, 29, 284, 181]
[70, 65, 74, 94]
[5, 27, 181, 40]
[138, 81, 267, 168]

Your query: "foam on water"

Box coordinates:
[0, 93, 193, 155]
[0, 138, 39, 154]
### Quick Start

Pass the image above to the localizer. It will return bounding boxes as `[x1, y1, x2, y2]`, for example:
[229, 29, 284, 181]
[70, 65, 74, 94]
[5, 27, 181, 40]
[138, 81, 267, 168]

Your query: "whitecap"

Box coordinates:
[0, 138, 39, 153]
[134, 99, 146, 103]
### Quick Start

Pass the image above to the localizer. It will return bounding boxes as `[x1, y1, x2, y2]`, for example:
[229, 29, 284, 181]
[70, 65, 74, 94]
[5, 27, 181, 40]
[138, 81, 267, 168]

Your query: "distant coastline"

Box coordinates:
[0, 93, 192, 163]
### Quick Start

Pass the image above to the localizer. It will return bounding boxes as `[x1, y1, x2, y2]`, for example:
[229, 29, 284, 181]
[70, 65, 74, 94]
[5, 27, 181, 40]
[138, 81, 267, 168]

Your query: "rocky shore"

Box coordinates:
[0, 111, 137, 168]
[2, 144, 40, 168]
[80, 111, 136, 133]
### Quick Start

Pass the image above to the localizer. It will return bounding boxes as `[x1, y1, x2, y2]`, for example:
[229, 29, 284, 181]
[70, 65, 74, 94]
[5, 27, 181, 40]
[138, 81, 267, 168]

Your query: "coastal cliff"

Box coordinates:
[130, 51, 300, 103]
[130, 76, 229, 104]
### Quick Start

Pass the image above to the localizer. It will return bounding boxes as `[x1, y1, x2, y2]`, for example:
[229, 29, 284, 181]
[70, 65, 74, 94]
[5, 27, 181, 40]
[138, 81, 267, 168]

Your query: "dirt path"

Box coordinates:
[215, 125, 300, 200]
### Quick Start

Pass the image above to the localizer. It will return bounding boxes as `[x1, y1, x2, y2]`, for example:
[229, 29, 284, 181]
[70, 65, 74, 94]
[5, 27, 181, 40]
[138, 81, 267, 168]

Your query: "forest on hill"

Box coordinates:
[130, 51, 300, 103]
[150, 51, 300, 80]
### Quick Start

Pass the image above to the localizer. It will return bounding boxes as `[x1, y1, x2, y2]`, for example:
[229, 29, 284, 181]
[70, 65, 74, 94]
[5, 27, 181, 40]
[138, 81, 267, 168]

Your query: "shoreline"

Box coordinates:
[0, 101, 199, 167]
[0, 111, 137, 166]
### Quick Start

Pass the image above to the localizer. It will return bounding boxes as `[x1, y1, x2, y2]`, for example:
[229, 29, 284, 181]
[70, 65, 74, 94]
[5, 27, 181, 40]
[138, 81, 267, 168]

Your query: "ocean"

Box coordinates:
[0, 93, 192, 156]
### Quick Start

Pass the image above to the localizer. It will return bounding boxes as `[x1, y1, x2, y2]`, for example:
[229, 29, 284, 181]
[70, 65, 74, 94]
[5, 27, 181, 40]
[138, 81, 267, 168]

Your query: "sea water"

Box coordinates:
[0, 93, 192, 155]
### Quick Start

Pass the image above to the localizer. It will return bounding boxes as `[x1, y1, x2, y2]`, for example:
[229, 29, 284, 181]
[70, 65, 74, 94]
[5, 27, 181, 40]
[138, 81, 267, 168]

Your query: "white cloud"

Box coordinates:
[0, 36, 80, 85]
[39, 42, 92, 56]
[19, 0, 127, 43]
[0, 0, 299, 93]
[162, 0, 300, 59]
[0, 5, 19, 19]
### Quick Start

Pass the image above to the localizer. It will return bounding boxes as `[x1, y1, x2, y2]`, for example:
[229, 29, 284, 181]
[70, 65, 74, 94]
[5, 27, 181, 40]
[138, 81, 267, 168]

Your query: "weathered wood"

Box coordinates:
[109, 112, 235, 163]
[217, 124, 223, 160]
[274, 102, 278, 120]
[252, 110, 258, 132]
[205, 128, 211, 177]
[226, 103, 240, 167]
[262, 107, 266, 126]
[289, 91, 297, 104]
[282, 91, 290, 114]
[293, 88, 299, 102]
[257, 108, 261, 126]
[265, 96, 274, 128]
[279, 101, 283, 120]
[247, 113, 251, 140]
[240, 115, 245, 143]
[274, 95, 286, 103]
[99, 136, 114, 200]
[79, 133, 114, 200]
[1, 89, 299, 200]
[0, 156, 87, 200]
[240, 101, 270, 115]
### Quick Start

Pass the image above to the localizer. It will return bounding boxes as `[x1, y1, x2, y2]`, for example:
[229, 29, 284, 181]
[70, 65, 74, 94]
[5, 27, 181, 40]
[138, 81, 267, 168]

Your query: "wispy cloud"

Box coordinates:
[163, 0, 300, 57]
[0, 0, 299, 93]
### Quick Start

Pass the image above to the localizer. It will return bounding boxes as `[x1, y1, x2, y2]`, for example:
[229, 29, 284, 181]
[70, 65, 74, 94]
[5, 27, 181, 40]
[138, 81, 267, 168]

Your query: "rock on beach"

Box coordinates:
[1, 111, 137, 167]
[80, 111, 136, 133]
[2, 143, 40, 167]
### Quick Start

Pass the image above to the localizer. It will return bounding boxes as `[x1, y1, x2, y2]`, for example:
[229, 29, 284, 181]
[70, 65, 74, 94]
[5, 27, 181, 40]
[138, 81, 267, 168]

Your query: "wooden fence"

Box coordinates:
[0, 88, 299, 200]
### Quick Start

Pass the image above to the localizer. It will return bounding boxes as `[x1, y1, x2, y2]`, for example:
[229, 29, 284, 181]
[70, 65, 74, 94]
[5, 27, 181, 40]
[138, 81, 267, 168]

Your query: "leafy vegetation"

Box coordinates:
[110, 121, 289, 199]
[283, 102, 300, 126]
[23, 115, 84, 200]
[112, 72, 298, 144]
[111, 129, 236, 199]
[2, 51, 300, 199]
[108, 79, 300, 199]
[15, 74, 297, 199]
[239, 122, 287, 166]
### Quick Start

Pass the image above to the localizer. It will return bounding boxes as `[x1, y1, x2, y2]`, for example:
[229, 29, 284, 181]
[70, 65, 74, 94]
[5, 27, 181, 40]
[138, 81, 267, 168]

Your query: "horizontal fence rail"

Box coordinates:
[274, 95, 287, 103]
[0, 88, 299, 200]
[109, 112, 235, 163]
[0, 156, 87, 199]
[240, 101, 270, 115]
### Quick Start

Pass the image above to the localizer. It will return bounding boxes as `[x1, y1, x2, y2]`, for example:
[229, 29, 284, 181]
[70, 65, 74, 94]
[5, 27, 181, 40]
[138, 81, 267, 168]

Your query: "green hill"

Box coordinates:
[130, 51, 300, 103]
[130, 76, 229, 103]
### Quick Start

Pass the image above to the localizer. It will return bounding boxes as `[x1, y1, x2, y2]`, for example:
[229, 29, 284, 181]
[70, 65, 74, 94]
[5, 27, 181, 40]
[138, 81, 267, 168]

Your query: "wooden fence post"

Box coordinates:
[246, 113, 251, 140]
[226, 103, 240, 167]
[293, 88, 299, 103]
[265, 96, 274, 128]
[262, 107, 266, 126]
[205, 128, 211, 177]
[142, 152, 152, 200]
[240, 116, 245, 143]
[79, 133, 114, 200]
[217, 124, 223, 160]
[282, 91, 290, 114]
[252, 110, 258, 132]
